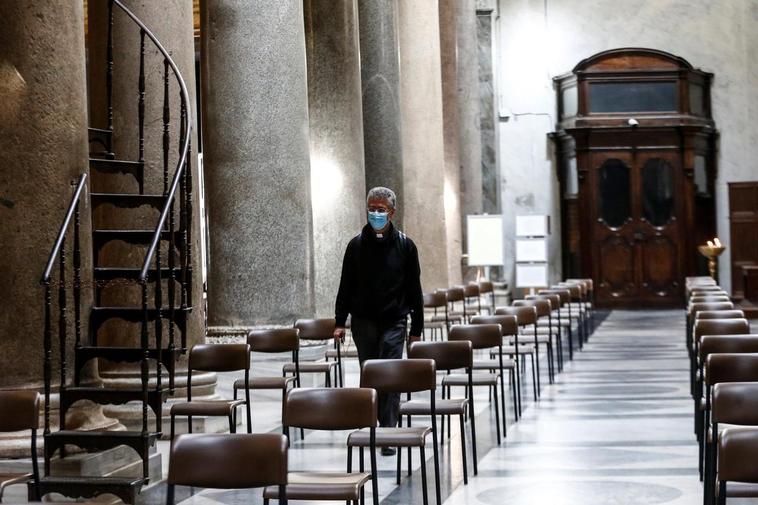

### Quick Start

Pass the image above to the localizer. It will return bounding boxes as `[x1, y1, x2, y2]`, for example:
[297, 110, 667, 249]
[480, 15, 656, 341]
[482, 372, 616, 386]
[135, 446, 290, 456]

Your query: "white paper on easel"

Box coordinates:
[467, 215, 504, 266]
[516, 264, 548, 288]
[516, 239, 547, 262]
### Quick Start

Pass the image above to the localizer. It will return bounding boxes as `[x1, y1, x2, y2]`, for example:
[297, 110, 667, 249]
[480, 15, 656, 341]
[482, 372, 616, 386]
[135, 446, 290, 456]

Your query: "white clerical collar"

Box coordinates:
[376, 233, 384, 238]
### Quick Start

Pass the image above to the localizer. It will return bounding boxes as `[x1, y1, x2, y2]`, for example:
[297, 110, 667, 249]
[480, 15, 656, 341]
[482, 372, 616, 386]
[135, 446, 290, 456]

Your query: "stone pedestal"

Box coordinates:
[397, 0, 450, 291]
[202, 0, 315, 326]
[305, 0, 367, 317]
[0, 0, 120, 456]
[358, 0, 405, 226]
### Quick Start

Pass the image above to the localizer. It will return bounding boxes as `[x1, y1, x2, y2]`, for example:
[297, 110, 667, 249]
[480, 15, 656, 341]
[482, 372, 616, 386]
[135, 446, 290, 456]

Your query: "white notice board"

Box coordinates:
[467, 215, 504, 266]
[516, 264, 548, 288]
[516, 238, 548, 262]
[516, 215, 550, 237]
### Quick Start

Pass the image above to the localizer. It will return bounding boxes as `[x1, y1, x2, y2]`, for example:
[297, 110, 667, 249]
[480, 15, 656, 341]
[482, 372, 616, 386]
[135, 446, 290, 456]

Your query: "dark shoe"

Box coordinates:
[381, 447, 397, 456]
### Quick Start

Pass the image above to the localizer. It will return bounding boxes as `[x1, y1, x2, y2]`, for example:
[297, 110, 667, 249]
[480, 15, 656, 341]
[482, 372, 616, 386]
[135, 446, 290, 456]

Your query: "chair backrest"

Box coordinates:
[526, 294, 561, 311]
[694, 319, 750, 342]
[699, 335, 758, 362]
[717, 427, 758, 483]
[445, 287, 465, 303]
[689, 301, 735, 316]
[539, 289, 570, 304]
[470, 314, 518, 336]
[690, 286, 724, 295]
[188, 344, 250, 372]
[283, 387, 377, 430]
[424, 292, 447, 309]
[495, 305, 537, 326]
[690, 295, 731, 304]
[695, 310, 745, 321]
[713, 382, 758, 425]
[408, 341, 472, 371]
[706, 353, 758, 386]
[294, 318, 336, 340]
[563, 280, 588, 297]
[360, 359, 436, 393]
[168, 433, 287, 488]
[514, 299, 551, 318]
[0, 390, 39, 432]
[478, 280, 494, 294]
[463, 284, 480, 298]
[247, 328, 299, 353]
[556, 283, 582, 301]
[448, 323, 503, 349]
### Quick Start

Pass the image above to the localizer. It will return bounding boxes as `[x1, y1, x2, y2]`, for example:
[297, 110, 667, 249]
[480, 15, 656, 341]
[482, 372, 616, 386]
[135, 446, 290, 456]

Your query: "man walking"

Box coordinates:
[334, 187, 424, 454]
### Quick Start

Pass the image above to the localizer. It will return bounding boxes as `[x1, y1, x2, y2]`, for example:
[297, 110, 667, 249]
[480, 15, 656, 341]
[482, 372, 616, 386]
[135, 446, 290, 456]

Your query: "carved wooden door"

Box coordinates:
[590, 150, 683, 305]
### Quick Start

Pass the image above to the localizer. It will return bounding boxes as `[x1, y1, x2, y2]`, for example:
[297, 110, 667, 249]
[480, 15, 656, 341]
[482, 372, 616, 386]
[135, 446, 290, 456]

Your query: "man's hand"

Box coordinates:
[408, 335, 421, 343]
[333, 327, 346, 342]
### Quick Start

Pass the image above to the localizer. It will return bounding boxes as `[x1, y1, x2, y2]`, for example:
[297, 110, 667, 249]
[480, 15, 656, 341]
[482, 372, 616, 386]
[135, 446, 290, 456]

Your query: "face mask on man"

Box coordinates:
[368, 210, 389, 231]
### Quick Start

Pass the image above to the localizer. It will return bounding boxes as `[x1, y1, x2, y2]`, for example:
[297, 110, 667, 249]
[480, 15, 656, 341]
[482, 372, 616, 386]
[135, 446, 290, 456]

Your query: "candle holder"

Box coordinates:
[698, 244, 726, 283]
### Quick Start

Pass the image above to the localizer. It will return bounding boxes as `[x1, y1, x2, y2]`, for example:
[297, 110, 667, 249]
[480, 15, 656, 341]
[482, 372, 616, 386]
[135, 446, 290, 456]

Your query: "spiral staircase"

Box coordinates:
[36, 1, 194, 502]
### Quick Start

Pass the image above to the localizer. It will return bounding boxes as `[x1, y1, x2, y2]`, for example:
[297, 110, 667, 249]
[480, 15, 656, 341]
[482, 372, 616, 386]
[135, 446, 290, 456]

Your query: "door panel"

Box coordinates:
[590, 150, 683, 306]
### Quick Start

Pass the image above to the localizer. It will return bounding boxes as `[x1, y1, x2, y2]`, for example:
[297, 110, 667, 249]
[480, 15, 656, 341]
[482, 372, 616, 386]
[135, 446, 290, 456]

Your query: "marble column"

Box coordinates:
[477, 7, 500, 215]
[202, 0, 315, 326]
[398, 0, 450, 291]
[0, 0, 119, 456]
[358, 0, 405, 226]
[87, 0, 211, 429]
[304, 0, 367, 317]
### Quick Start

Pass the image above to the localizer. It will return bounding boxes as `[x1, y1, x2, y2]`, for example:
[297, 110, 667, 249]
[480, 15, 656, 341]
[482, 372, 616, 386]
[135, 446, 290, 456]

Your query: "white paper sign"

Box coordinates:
[516, 264, 549, 288]
[516, 238, 547, 262]
[516, 215, 549, 237]
[467, 215, 504, 266]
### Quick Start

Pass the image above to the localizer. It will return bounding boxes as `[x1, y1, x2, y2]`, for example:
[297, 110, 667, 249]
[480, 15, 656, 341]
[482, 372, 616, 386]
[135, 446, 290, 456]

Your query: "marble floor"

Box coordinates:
[161, 309, 758, 505]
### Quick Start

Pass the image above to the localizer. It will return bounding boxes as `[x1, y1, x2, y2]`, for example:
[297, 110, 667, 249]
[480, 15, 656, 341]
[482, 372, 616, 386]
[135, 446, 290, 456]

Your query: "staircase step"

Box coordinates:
[89, 158, 144, 187]
[94, 266, 187, 281]
[45, 430, 159, 460]
[35, 476, 146, 504]
[60, 387, 169, 424]
[92, 229, 185, 266]
[89, 307, 188, 349]
[91, 192, 166, 210]
[88, 128, 114, 158]
[75, 346, 181, 384]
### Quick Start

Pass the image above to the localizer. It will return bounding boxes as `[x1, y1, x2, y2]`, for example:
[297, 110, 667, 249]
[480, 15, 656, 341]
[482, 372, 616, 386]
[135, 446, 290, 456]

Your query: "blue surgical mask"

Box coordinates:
[368, 211, 389, 231]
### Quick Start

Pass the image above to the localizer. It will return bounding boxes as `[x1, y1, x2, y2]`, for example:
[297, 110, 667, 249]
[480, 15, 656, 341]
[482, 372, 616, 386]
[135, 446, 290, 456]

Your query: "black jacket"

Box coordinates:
[335, 223, 424, 336]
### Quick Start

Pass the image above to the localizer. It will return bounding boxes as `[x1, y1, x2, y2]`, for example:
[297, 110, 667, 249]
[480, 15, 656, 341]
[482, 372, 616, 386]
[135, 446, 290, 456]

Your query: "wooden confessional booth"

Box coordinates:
[553, 48, 717, 307]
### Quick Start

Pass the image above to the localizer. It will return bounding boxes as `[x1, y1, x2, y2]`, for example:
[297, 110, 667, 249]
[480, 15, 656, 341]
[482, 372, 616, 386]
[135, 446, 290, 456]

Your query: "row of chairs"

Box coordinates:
[685, 275, 758, 505]
[0, 278, 596, 504]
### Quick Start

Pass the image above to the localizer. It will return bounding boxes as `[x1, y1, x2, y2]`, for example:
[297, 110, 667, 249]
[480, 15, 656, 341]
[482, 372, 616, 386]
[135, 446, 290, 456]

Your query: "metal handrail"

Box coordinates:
[40, 173, 88, 283]
[108, 0, 193, 283]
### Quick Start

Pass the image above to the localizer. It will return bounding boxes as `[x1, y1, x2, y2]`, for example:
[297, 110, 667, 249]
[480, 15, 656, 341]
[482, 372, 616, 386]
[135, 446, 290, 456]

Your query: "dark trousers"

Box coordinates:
[351, 316, 407, 427]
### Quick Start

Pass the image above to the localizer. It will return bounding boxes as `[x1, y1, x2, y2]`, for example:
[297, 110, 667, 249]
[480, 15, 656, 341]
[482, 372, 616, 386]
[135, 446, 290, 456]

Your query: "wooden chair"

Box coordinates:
[285, 318, 340, 387]
[264, 388, 378, 505]
[170, 344, 251, 439]
[0, 391, 40, 502]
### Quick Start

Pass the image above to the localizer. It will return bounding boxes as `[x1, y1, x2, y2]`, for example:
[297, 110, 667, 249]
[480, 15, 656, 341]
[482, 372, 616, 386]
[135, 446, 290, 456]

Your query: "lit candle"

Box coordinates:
[714, 238, 722, 247]
[707, 240, 714, 247]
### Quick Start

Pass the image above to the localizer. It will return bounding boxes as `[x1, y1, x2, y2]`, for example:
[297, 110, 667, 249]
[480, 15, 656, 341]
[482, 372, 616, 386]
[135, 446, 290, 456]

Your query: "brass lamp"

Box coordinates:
[698, 238, 726, 283]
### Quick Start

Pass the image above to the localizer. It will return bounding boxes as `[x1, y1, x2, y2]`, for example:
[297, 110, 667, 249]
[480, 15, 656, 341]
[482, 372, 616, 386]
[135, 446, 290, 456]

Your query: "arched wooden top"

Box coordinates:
[573, 48, 694, 73]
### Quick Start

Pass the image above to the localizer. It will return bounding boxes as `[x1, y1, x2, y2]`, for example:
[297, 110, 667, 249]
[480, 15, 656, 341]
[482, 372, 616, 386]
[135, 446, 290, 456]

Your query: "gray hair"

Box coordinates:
[366, 187, 397, 209]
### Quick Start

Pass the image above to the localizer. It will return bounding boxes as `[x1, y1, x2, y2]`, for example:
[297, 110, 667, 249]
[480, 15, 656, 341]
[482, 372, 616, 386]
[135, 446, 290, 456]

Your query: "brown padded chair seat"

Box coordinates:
[233, 376, 296, 390]
[171, 400, 244, 416]
[473, 358, 516, 370]
[399, 398, 468, 416]
[443, 373, 498, 386]
[283, 361, 336, 373]
[347, 426, 432, 447]
[719, 427, 758, 484]
[263, 471, 372, 501]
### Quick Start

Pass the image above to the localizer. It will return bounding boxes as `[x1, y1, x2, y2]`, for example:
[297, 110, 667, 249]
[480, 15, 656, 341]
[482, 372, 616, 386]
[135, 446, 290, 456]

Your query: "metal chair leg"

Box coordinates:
[459, 413, 468, 484]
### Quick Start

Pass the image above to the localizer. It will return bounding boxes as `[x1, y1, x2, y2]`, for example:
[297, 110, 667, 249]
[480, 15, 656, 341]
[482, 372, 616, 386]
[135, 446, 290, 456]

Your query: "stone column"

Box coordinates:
[87, 0, 211, 430]
[202, 0, 315, 326]
[358, 0, 405, 226]
[398, 0, 450, 291]
[477, 5, 500, 215]
[0, 0, 118, 456]
[304, 0, 367, 317]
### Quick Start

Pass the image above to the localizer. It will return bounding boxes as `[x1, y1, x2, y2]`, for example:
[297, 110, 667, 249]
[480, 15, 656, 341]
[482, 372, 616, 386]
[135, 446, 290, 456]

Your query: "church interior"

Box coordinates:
[1, 0, 758, 504]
